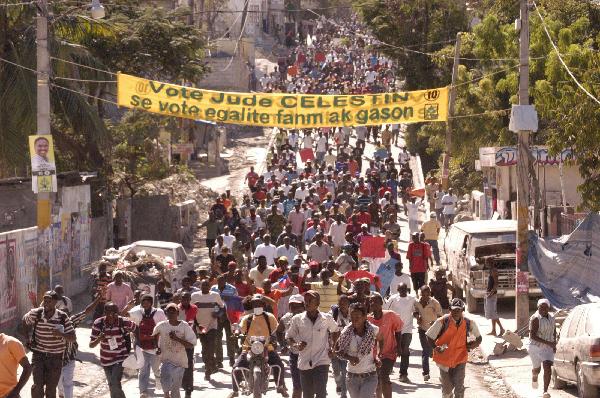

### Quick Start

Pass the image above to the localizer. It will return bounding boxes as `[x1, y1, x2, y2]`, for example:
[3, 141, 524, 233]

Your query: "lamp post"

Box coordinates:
[35, 0, 105, 301]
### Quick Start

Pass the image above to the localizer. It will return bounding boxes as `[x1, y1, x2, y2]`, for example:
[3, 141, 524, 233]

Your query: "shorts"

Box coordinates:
[377, 358, 395, 385]
[484, 294, 498, 320]
[528, 343, 555, 368]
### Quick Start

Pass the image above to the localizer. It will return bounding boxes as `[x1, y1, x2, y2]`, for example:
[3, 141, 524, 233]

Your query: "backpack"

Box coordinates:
[136, 309, 157, 350]
[436, 314, 471, 347]
[98, 316, 132, 353]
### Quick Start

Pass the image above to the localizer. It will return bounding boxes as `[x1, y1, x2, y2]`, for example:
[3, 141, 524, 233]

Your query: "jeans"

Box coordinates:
[426, 239, 441, 265]
[299, 365, 329, 398]
[160, 362, 186, 398]
[399, 333, 412, 376]
[418, 328, 432, 375]
[289, 353, 301, 390]
[182, 347, 195, 393]
[199, 329, 219, 373]
[331, 357, 347, 398]
[138, 351, 160, 393]
[216, 317, 238, 364]
[57, 360, 76, 398]
[31, 351, 63, 398]
[316, 151, 325, 162]
[439, 363, 466, 398]
[231, 351, 286, 392]
[346, 372, 378, 398]
[103, 362, 126, 398]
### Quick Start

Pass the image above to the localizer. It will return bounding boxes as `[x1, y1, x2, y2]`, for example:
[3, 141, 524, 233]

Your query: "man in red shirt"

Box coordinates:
[368, 293, 403, 398]
[406, 232, 431, 294]
[340, 261, 382, 291]
[245, 166, 259, 191]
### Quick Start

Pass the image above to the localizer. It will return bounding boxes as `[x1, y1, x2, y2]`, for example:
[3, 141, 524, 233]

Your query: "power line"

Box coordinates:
[50, 82, 118, 105]
[532, 1, 600, 105]
[49, 56, 116, 76]
[0, 1, 36, 7]
[453, 64, 520, 88]
[449, 108, 511, 119]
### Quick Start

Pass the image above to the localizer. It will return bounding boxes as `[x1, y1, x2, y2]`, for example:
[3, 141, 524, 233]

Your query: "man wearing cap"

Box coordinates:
[421, 212, 442, 266]
[129, 294, 167, 397]
[22, 291, 75, 398]
[528, 299, 556, 398]
[152, 303, 196, 398]
[230, 295, 288, 398]
[426, 298, 482, 398]
[191, 279, 224, 379]
[307, 232, 332, 264]
[277, 294, 306, 398]
[286, 291, 339, 398]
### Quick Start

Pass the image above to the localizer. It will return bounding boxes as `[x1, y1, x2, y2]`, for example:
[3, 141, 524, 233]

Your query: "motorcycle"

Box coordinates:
[232, 335, 281, 398]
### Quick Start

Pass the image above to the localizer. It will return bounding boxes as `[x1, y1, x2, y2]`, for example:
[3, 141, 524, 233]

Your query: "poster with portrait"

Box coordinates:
[0, 237, 18, 328]
[29, 134, 57, 193]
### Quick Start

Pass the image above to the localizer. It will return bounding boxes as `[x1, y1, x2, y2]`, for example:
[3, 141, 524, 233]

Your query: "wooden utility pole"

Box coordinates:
[515, 0, 531, 331]
[442, 32, 461, 190]
[36, 0, 52, 300]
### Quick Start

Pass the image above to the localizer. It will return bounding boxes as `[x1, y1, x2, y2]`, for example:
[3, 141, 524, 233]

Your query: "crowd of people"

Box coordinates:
[0, 14, 559, 398]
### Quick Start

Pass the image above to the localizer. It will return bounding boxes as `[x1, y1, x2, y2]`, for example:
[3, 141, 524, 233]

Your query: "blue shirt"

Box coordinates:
[283, 199, 296, 216]
[210, 284, 239, 309]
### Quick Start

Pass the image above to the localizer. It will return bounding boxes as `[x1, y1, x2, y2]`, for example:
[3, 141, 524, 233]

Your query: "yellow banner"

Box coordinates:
[117, 73, 448, 128]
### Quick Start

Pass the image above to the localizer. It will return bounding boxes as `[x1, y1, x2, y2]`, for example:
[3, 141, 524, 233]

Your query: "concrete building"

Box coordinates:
[476, 146, 583, 233]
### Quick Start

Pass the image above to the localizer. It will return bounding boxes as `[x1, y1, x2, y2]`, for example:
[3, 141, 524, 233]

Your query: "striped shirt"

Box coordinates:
[95, 273, 112, 302]
[90, 316, 136, 366]
[23, 308, 74, 355]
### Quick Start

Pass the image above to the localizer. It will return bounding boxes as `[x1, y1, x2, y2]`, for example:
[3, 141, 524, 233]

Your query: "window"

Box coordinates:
[567, 308, 582, 337]
[586, 308, 600, 335]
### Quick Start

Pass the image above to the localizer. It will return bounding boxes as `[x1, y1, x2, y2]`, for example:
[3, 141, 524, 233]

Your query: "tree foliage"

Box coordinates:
[355, 0, 600, 209]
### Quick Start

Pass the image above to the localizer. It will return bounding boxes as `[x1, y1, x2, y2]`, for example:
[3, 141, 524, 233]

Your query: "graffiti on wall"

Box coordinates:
[0, 236, 18, 328]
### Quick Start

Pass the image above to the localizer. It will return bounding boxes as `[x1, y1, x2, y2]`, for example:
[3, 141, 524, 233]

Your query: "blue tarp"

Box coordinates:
[529, 212, 600, 309]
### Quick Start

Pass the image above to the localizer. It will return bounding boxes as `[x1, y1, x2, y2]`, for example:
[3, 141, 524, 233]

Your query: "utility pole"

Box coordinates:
[442, 32, 461, 190]
[515, 0, 531, 331]
[36, 0, 52, 300]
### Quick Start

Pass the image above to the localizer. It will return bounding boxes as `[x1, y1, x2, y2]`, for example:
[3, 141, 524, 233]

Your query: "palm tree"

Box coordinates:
[0, 3, 114, 177]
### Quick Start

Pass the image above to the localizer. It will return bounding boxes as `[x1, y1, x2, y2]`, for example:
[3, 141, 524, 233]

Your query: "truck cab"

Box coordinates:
[443, 220, 541, 312]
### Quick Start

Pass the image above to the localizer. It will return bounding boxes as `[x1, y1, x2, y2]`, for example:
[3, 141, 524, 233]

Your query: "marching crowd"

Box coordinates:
[0, 14, 560, 398]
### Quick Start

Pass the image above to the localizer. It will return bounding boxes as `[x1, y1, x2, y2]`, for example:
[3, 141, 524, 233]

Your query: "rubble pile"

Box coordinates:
[138, 173, 220, 218]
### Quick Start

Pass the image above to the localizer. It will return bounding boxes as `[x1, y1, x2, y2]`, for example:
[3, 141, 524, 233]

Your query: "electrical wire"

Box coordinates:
[50, 82, 119, 105]
[449, 108, 511, 119]
[0, 1, 37, 7]
[453, 64, 519, 88]
[49, 56, 116, 76]
[220, 0, 250, 72]
[532, 1, 600, 105]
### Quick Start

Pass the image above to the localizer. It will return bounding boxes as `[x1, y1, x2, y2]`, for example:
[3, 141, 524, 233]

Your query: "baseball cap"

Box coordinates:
[165, 303, 179, 311]
[278, 256, 288, 262]
[288, 294, 304, 304]
[309, 260, 320, 269]
[141, 293, 154, 302]
[450, 298, 465, 311]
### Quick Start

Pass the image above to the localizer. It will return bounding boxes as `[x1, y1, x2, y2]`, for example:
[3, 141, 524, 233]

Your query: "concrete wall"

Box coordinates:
[199, 39, 255, 91]
[0, 183, 37, 233]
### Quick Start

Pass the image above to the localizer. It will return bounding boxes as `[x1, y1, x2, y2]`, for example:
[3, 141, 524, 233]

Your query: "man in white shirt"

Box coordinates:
[302, 131, 313, 149]
[248, 256, 276, 288]
[328, 215, 347, 256]
[286, 291, 339, 398]
[294, 182, 309, 202]
[288, 130, 299, 149]
[220, 226, 236, 249]
[388, 262, 413, 296]
[191, 279, 225, 379]
[253, 234, 278, 266]
[406, 197, 422, 235]
[315, 132, 328, 162]
[441, 188, 458, 228]
[385, 283, 416, 382]
[276, 236, 299, 261]
[129, 294, 168, 396]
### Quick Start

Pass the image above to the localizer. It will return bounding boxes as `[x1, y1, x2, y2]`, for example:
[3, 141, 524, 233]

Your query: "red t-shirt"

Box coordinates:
[406, 242, 431, 273]
[178, 303, 198, 326]
[343, 270, 381, 289]
[246, 172, 258, 187]
[357, 212, 372, 225]
[368, 311, 403, 360]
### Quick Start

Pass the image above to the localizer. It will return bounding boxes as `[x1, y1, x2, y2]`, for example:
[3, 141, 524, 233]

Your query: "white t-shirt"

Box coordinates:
[289, 133, 299, 148]
[441, 194, 458, 215]
[190, 291, 224, 331]
[346, 324, 380, 374]
[221, 234, 235, 249]
[303, 136, 313, 149]
[294, 188, 309, 201]
[153, 320, 196, 368]
[365, 70, 377, 84]
[388, 273, 413, 297]
[406, 202, 420, 221]
[385, 294, 416, 334]
[248, 266, 276, 288]
[316, 136, 327, 153]
[328, 222, 348, 247]
[253, 243, 278, 266]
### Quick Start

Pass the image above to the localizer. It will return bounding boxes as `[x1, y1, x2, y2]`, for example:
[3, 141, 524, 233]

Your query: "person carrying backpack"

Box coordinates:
[425, 298, 482, 398]
[21, 290, 76, 398]
[90, 302, 136, 398]
[128, 294, 167, 398]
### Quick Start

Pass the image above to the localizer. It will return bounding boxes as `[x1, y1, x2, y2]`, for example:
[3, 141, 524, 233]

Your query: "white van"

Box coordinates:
[443, 220, 541, 312]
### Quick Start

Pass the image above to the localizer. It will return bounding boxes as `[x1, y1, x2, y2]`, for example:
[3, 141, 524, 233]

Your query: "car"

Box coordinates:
[442, 220, 541, 313]
[553, 302, 600, 398]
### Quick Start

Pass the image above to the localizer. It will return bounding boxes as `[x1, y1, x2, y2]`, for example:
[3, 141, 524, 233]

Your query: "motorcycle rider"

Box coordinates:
[228, 294, 288, 398]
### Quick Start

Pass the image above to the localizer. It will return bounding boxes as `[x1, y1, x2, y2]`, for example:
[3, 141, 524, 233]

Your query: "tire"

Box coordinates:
[465, 285, 479, 313]
[552, 367, 567, 390]
[576, 360, 599, 398]
[252, 366, 263, 398]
